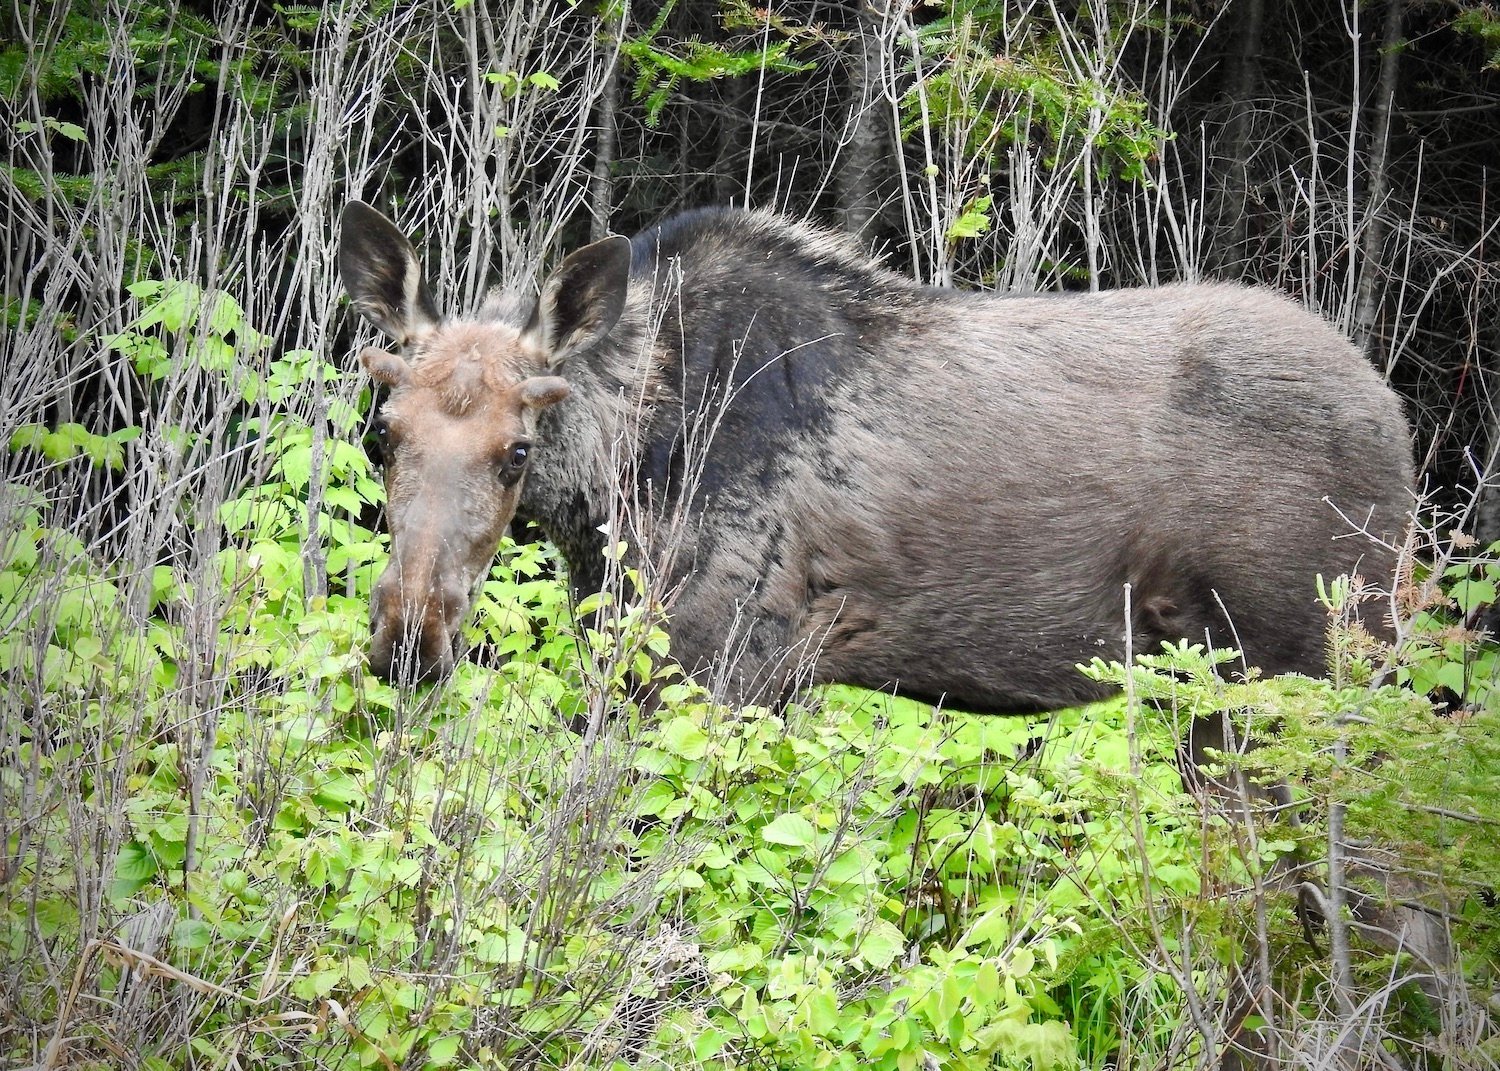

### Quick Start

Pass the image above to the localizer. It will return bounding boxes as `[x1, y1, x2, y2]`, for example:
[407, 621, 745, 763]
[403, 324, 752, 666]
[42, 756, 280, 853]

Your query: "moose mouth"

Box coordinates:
[368, 616, 464, 685]
[366, 573, 473, 685]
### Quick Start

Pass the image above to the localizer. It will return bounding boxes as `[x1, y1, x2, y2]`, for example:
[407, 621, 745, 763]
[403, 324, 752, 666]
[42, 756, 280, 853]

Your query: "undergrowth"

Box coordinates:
[1, 290, 1497, 1069]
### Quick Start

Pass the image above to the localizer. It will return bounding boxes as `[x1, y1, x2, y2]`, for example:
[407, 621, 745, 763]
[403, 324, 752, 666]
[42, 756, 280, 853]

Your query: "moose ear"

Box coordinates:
[518, 375, 571, 409]
[339, 201, 440, 345]
[523, 234, 631, 366]
[359, 346, 412, 387]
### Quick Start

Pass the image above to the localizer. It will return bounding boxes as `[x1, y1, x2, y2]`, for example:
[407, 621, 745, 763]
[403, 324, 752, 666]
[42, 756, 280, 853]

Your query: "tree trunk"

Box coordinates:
[713, 75, 750, 207]
[1220, 0, 1265, 268]
[1354, 0, 1405, 355]
[838, 0, 893, 241]
[591, 12, 621, 242]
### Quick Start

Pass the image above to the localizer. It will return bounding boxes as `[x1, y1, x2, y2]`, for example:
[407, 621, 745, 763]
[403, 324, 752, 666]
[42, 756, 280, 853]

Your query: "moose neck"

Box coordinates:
[515, 207, 922, 595]
[518, 300, 662, 595]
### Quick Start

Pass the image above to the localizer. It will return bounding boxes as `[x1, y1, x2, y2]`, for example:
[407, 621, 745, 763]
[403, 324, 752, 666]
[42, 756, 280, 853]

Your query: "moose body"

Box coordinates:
[339, 204, 1412, 707]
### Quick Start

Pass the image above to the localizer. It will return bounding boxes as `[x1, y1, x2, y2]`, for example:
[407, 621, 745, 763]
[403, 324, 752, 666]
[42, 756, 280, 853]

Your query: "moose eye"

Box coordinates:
[498, 442, 531, 485]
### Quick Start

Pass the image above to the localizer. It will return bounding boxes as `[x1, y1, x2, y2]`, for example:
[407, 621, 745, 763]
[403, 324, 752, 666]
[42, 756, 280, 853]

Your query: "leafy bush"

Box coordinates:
[3, 283, 1496, 1071]
[1395, 539, 1500, 709]
[0, 446, 1216, 1068]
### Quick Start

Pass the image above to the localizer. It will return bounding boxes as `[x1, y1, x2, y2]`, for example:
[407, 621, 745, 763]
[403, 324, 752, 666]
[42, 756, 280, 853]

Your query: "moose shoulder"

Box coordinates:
[338, 203, 1413, 708]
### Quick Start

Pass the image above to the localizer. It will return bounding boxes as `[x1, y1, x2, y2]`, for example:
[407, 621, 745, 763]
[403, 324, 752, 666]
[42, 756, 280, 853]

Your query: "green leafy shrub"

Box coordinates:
[2, 285, 1224, 1066]
[900, 2, 1169, 184]
[1, 464, 1224, 1070]
[621, 0, 817, 127]
[5, 282, 1496, 1071]
[1396, 538, 1500, 709]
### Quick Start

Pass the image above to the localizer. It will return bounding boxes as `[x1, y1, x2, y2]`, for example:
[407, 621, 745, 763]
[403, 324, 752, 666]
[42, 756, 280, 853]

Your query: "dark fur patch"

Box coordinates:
[629, 209, 934, 512]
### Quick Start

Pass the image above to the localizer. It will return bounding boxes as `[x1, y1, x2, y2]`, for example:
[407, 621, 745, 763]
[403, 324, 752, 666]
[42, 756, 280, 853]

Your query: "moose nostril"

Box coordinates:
[365, 557, 472, 685]
[368, 643, 395, 682]
[367, 597, 461, 686]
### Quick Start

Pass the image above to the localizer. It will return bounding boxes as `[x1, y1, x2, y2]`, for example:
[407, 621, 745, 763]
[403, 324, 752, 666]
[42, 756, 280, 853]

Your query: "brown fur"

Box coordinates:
[338, 202, 1413, 704]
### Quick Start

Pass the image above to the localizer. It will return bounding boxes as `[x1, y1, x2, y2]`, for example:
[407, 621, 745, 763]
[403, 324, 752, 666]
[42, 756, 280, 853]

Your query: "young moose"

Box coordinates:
[338, 202, 1412, 707]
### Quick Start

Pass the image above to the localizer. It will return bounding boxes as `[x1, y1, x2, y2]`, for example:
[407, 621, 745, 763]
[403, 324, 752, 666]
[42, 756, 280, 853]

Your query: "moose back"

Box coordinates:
[338, 203, 1412, 707]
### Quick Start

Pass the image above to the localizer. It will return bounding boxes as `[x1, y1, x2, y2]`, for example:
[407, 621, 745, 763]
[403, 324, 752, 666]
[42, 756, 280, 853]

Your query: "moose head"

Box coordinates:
[338, 201, 630, 683]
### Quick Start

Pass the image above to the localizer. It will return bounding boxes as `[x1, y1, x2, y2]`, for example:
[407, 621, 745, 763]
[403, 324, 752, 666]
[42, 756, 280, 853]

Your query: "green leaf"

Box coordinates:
[426, 1034, 462, 1066]
[174, 918, 214, 950]
[824, 847, 876, 885]
[659, 715, 709, 760]
[473, 927, 527, 965]
[8, 424, 47, 453]
[858, 918, 905, 968]
[693, 1028, 727, 1060]
[46, 117, 87, 142]
[344, 955, 374, 989]
[1434, 660, 1471, 696]
[946, 196, 993, 240]
[806, 985, 839, 1033]
[705, 943, 763, 973]
[1452, 578, 1496, 615]
[633, 780, 678, 819]
[760, 812, 815, 847]
[111, 841, 158, 899]
[126, 280, 165, 301]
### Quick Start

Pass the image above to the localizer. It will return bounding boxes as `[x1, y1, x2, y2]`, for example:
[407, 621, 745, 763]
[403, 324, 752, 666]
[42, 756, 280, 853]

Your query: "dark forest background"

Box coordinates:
[6, 0, 1500, 525]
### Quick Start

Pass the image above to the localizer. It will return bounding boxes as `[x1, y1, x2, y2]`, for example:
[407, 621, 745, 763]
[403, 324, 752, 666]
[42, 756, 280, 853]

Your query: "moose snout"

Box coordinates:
[366, 564, 471, 685]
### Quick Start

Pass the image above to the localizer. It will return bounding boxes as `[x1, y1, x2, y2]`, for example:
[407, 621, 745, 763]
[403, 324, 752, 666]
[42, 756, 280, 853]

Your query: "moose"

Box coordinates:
[338, 201, 1413, 710]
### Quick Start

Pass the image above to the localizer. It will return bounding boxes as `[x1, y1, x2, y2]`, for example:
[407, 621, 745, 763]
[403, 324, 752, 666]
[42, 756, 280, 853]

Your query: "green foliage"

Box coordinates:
[900, 2, 1170, 184]
[104, 280, 276, 394]
[621, 1, 817, 126]
[1454, 6, 1500, 69]
[487, 69, 561, 95]
[1087, 642, 1500, 977]
[2, 500, 1218, 1070]
[9, 422, 140, 470]
[1396, 542, 1500, 708]
[947, 195, 995, 240]
[15, 115, 88, 142]
[1, 4, 217, 215]
[0, 7, 214, 101]
[631, 684, 1211, 1071]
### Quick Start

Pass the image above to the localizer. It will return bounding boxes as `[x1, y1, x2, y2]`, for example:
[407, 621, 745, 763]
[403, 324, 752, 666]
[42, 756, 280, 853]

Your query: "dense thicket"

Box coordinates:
[6, 1, 1499, 516]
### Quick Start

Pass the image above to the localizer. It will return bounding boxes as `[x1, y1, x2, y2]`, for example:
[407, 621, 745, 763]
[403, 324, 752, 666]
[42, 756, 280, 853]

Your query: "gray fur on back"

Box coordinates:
[508, 208, 1412, 712]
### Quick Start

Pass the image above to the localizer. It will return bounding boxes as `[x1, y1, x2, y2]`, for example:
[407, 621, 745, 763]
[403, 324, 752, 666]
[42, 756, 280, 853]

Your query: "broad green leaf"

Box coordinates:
[946, 195, 993, 240]
[111, 841, 158, 899]
[1452, 578, 1496, 615]
[823, 847, 875, 885]
[760, 812, 815, 847]
[693, 1028, 727, 1060]
[426, 1034, 461, 1066]
[858, 919, 905, 969]
[660, 715, 709, 760]
[473, 927, 527, 966]
[46, 117, 87, 142]
[174, 918, 213, 950]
